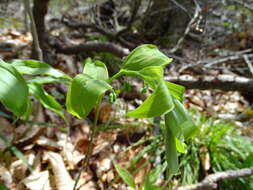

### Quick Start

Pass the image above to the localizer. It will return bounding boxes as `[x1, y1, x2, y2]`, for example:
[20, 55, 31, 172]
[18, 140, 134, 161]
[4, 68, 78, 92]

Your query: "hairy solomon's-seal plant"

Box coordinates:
[0, 44, 197, 189]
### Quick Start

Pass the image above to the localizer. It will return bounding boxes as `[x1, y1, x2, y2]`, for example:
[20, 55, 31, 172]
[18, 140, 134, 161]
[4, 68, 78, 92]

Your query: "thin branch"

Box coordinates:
[23, 0, 43, 61]
[243, 54, 253, 76]
[179, 53, 253, 72]
[170, 0, 202, 53]
[116, 0, 142, 37]
[175, 167, 253, 190]
[205, 53, 253, 68]
[170, 0, 191, 17]
[231, 0, 253, 12]
[62, 16, 135, 49]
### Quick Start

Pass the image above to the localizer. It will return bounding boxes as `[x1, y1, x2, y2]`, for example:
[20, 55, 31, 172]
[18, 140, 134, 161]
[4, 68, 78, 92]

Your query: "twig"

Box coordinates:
[205, 53, 253, 67]
[231, 0, 253, 12]
[170, 0, 191, 17]
[175, 167, 253, 190]
[23, 0, 43, 61]
[243, 54, 253, 76]
[62, 16, 135, 49]
[179, 53, 253, 72]
[170, 0, 202, 53]
[116, 0, 141, 37]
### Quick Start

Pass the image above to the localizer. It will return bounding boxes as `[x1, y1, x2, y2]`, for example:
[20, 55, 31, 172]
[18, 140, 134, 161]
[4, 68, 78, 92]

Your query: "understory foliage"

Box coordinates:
[179, 111, 253, 190]
[0, 44, 196, 186]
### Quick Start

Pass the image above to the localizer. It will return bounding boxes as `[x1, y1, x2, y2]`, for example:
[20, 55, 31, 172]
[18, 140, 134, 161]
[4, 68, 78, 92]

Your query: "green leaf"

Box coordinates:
[66, 74, 112, 118]
[22, 98, 32, 121]
[175, 138, 186, 153]
[120, 66, 164, 89]
[11, 59, 71, 80]
[163, 118, 179, 176]
[127, 80, 174, 118]
[27, 76, 70, 85]
[166, 81, 185, 102]
[114, 162, 136, 189]
[122, 44, 172, 71]
[28, 83, 64, 118]
[165, 99, 196, 139]
[0, 184, 9, 190]
[0, 60, 29, 116]
[0, 134, 33, 171]
[143, 167, 163, 190]
[83, 59, 109, 81]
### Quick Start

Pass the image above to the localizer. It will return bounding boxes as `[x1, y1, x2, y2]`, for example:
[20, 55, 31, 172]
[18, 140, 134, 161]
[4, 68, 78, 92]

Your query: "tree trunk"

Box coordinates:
[32, 0, 52, 64]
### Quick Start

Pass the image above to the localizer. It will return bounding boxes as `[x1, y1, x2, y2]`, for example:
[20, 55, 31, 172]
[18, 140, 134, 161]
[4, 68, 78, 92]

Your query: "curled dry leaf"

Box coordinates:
[44, 151, 74, 190]
[23, 171, 51, 190]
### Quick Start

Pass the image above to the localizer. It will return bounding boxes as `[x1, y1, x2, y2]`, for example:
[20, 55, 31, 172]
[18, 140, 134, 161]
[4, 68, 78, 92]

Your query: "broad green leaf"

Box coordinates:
[23, 98, 32, 121]
[114, 162, 136, 189]
[120, 66, 164, 89]
[166, 81, 185, 102]
[0, 184, 9, 190]
[175, 138, 186, 153]
[163, 118, 179, 176]
[66, 74, 112, 118]
[28, 83, 64, 118]
[11, 59, 71, 80]
[122, 44, 172, 71]
[83, 59, 109, 81]
[27, 76, 70, 85]
[127, 81, 174, 118]
[165, 99, 196, 139]
[0, 60, 28, 116]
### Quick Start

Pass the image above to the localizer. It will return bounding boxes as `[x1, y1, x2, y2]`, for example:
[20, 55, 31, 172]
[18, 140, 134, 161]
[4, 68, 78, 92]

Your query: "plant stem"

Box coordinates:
[73, 95, 103, 190]
[109, 71, 123, 83]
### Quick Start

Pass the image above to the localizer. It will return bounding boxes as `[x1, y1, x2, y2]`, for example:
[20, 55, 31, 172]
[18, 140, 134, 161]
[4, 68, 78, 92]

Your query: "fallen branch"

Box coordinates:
[166, 74, 253, 94]
[54, 40, 129, 58]
[179, 52, 253, 72]
[61, 16, 135, 49]
[204, 53, 253, 68]
[175, 167, 253, 190]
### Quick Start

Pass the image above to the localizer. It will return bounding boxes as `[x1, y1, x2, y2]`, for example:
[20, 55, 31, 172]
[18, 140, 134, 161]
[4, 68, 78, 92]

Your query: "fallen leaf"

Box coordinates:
[23, 171, 51, 190]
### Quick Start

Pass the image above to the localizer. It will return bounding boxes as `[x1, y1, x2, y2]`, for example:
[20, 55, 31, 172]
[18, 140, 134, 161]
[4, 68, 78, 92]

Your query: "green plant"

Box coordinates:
[0, 44, 197, 188]
[178, 111, 253, 189]
[114, 161, 165, 190]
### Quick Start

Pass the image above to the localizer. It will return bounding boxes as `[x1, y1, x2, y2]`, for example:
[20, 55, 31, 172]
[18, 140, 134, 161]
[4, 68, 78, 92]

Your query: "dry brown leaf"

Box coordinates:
[44, 151, 74, 190]
[36, 136, 62, 151]
[9, 159, 28, 184]
[0, 164, 13, 189]
[0, 117, 14, 150]
[56, 132, 84, 169]
[199, 146, 211, 176]
[23, 171, 51, 190]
